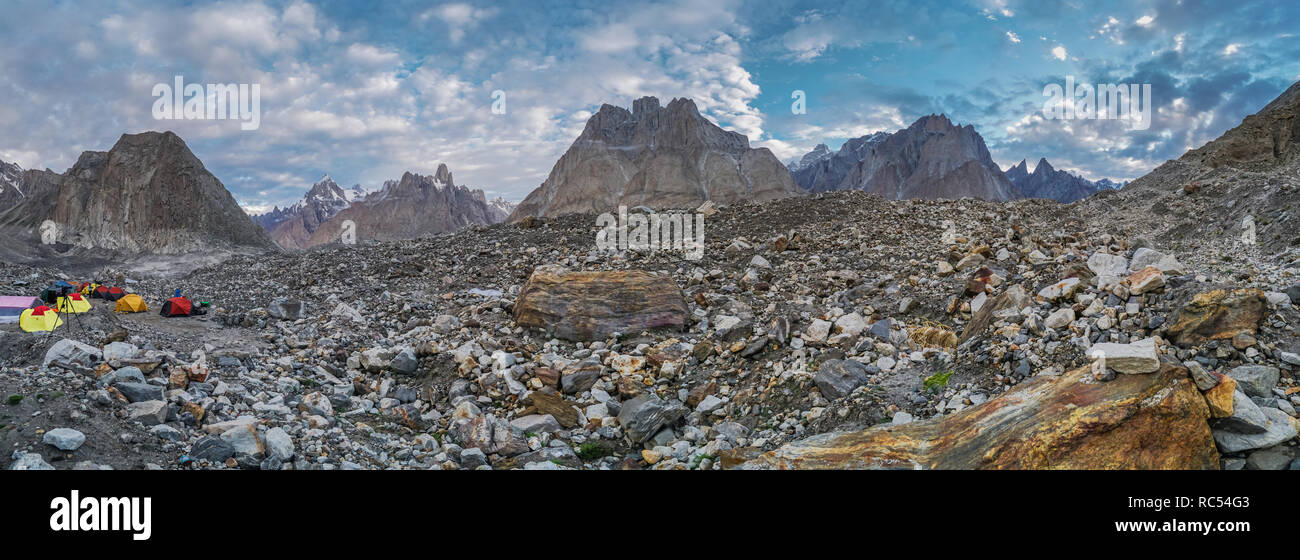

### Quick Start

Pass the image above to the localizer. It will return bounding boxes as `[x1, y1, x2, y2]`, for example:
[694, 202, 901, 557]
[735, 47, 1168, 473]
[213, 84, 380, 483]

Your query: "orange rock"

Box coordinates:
[728, 362, 1217, 470]
[1203, 375, 1237, 418]
[1167, 289, 1267, 347]
[513, 265, 687, 341]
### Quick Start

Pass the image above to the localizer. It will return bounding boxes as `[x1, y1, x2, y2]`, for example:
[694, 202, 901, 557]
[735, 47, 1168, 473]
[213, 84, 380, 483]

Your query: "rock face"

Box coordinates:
[1004, 158, 1113, 203]
[253, 175, 354, 250]
[513, 265, 688, 341]
[0, 159, 24, 209]
[508, 96, 799, 220]
[789, 133, 890, 193]
[792, 115, 1022, 201]
[733, 363, 1218, 470]
[304, 164, 510, 247]
[1182, 80, 1300, 170]
[0, 131, 275, 254]
[1166, 289, 1268, 347]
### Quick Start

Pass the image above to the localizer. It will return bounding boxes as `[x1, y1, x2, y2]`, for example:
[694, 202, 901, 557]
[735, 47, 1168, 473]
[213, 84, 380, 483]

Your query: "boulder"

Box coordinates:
[1226, 365, 1280, 398]
[730, 362, 1217, 469]
[1212, 408, 1298, 453]
[513, 266, 688, 341]
[1086, 252, 1129, 276]
[1087, 338, 1160, 374]
[267, 298, 307, 320]
[1127, 266, 1165, 295]
[1166, 289, 1267, 347]
[455, 414, 529, 457]
[617, 394, 686, 443]
[43, 428, 86, 451]
[1213, 391, 1270, 434]
[125, 400, 168, 426]
[814, 359, 870, 399]
[43, 338, 102, 367]
[1129, 248, 1185, 274]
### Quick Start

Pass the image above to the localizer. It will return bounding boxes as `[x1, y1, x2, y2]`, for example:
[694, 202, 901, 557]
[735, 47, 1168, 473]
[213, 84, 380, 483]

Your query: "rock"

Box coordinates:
[1214, 391, 1270, 434]
[1286, 284, 1300, 304]
[1086, 252, 1128, 276]
[1087, 338, 1160, 374]
[1166, 289, 1268, 347]
[1184, 361, 1219, 391]
[125, 400, 168, 426]
[263, 427, 294, 461]
[833, 312, 867, 337]
[299, 391, 334, 416]
[191, 435, 235, 463]
[1226, 365, 1280, 398]
[455, 415, 529, 457]
[459, 448, 489, 468]
[331, 303, 364, 323]
[1245, 448, 1293, 470]
[1036, 277, 1081, 302]
[802, 319, 832, 343]
[101, 341, 138, 362]
[267, 298, 307, 320]
[1044, 308, 1075, 330]
[961, 284, 1031, 342]
[1280, 352, 1300, 366]
[695, 395, 725, 413]
[1212, 407, 1298, 453]
[1129, 248, 1185, 274]
[510, 414, 562, 434]
[433, 314, 461, 333]
[390, 348, 418, 375]
[220, 425, 265, 458]
[733, 362, 1217, 469]
[99, 366, 145, 388]
[43, 338, 102, 367]
[1127, 266, 1165, 295]
[513, 266, 688, 341]
[43, 428, 86, 451]
[814, 359, 870, 399]
[1203, 375, 1236, 417]
[114, 382, 164, 403]
[150, 425, 183, 442]
[9, 452, 54, 470]
[560, 361, 601, 395]
[616, 394, 686, 443]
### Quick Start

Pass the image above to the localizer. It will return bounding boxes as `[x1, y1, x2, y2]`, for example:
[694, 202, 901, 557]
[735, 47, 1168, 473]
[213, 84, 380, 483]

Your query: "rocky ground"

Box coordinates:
[2, 188, 1298, 470]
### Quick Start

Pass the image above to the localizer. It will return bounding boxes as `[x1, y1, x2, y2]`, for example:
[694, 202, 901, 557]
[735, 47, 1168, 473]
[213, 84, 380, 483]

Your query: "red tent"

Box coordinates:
[105, 286, 126, 301]
[159, 297, 193, 317]
[93, 286, 109, 299]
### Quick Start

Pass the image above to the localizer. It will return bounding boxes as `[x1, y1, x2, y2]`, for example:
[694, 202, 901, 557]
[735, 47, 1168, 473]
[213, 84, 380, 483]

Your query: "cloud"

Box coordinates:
[1006, 31, 1021, 43]
[1051, 45, 1068, 60]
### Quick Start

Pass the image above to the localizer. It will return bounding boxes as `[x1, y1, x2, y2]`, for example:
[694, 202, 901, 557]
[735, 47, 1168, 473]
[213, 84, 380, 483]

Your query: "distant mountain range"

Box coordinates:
[259, 163, 514, 249]
[0, 159, 24, 209]
[509, 96, 799, 220]
[789, 115, 1125, 203]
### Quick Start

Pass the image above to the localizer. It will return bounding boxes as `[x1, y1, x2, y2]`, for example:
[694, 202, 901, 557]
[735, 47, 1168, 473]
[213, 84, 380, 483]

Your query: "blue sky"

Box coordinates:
[1, 0, 1297, 212]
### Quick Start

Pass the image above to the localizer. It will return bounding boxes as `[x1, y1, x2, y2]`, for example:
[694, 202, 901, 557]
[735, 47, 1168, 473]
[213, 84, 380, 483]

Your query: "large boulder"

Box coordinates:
[814, 359, 870, 399]
[513, 266, 688, 341]
[728, 362, 1218, 469]
[1166, 289, 1267, 347]
[42, 339, 102, 367]
[1087, 338, 1160, 374]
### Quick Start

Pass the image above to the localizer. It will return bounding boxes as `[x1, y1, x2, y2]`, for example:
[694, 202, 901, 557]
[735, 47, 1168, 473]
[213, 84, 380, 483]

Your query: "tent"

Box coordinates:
[55, 292, 92, 313]
[114, 294, 148, 313]
[105, 286, 126, 301]
[159, 297, 193, 317]
[19, 305, 62, 332]
[0, 296, 40, 324]
[92, 285, 110, 299]
[80, 282, 99, 296]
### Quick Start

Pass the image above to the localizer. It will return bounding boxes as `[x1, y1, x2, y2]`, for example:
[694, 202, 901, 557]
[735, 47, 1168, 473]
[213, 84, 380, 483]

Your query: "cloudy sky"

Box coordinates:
[2, 0, 1297, 213]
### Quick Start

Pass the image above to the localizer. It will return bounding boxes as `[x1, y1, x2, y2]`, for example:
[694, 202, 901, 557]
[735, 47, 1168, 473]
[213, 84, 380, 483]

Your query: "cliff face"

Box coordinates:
[0, 131, 275, 254]
[509, 96, 799, 220]
[1180, 80, 1300, 170]
[304, 163, 509, 247]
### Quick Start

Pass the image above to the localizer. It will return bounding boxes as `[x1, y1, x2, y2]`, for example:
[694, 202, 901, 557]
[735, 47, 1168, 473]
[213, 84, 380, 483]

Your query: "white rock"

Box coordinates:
[1088, 338, 1160, 374]
[43, 428, 86, 451]
[1087, 252, 1129, 276]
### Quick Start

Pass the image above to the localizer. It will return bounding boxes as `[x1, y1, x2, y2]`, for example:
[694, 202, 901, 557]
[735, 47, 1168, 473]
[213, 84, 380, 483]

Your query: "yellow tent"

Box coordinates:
[114, 293, 148, 313]
[81, 283, 99, 296]
[19, 306, 63, 332]
[55, 293, 92, 313]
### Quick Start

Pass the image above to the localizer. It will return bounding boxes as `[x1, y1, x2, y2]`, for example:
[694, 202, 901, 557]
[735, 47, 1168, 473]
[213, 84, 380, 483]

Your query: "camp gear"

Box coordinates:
[80, 282, 99, 296]
[0, 296, 40, 324]
[174, 289, 181, 298]
[159, 297, 193, 317]
[105, 286, 126, 301]
[55, 293, 91, 313]
[114, 294, 148, 313]
[93, 285, 109, 299]
[19, 306, 62, 332]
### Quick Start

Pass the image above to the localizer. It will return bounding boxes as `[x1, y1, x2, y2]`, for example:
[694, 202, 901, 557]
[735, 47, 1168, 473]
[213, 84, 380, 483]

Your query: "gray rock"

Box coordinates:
[263, 427, 294, 461]
[814, 359, 870, 399]
[1226, 365, 1280, 398]
[1214, 391, 1270, 434]
[42, 338, 102, 367]
[459, 447, 488, 468]
[191, 435, 234, 463]
[43, 428, 86, 451]
[455, 415, 529, 457]
[125, 400, 168, 426]
[1086, 252, 1128, 276]
[9, 452, 54, 470]
[114, 381, 164, 403]
[509, 414, 562, 434]
[1286, 284, 1300, 305]
[617, 394, 686, 443]
[560, 363, 601, 394]
[1184, 361, 1218, 391]
[99, 366, 145, 388]
[150, 424, 183, 442]
[1212, 407, 1299, 453]
[267, 298, 307, 320]
[1245, 447, 1293, 470]
[220, 425, 265, 458]
[1087, 338, 1159, 374]
[390, 348, 418, 375]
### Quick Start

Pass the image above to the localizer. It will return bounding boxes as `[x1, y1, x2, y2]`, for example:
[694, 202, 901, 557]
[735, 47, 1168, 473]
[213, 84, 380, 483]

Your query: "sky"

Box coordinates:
[1, 0, 1298, 213]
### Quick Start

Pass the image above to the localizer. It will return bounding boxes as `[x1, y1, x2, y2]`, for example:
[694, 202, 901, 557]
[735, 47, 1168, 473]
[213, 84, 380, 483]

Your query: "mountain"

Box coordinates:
[787, 143, 831, 172]
[1181, 80, 1300, 170]
[302, 163, 509, 248]
[0, 131, 274, 255]
[791, 116, 1021, 201]
[254, 175, 354, 249]
[790, 132, 891, 192]
[1004, 158, 1112, 203]
[0, 159, 24, 209]
[509, 96, 799, 220]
